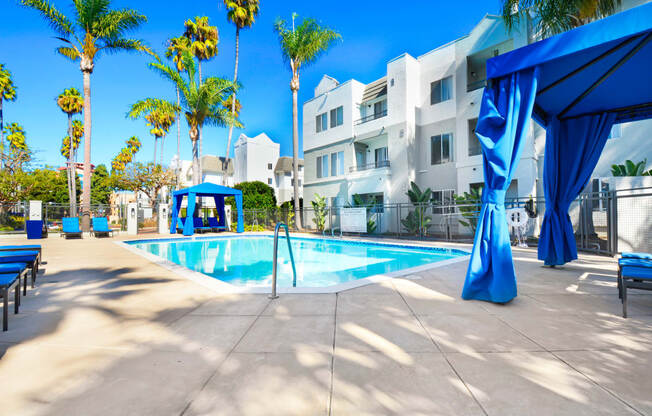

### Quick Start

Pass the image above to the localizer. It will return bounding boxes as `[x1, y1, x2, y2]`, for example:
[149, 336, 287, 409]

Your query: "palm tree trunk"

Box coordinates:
[66, 114, 75, 216]
[224, 26, 240, 182]
[153, 137, 157, 164]
[0, 99, 4, 170]
[292, 84, 302, 230]
[192, 137, 200, 186]
[71, 144, 77, 216]
[198, 60, 203, 183]
[81, 69, 92, 232]
[175, 85, 181, 183]
[160, 135, 165, 165]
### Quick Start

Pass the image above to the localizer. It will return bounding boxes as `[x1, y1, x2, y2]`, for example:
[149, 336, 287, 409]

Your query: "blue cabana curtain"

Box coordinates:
[169, 194, 183, 234]
[462, 67, 539, 303]
[213, 195, 226, 227]
[538, 113, 616, 265]
[183, 192, 196, 236]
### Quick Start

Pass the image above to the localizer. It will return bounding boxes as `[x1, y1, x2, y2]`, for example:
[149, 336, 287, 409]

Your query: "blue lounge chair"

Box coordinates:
[0, 272, 21, 331]
[61, 217, 82, 239]
[0, 263, 29, 296]
[193, 217, 211, 234]
[207, 217, 227, 232]
[618, 252, 652, 318]
[0, 251, 38, 290]
[0, 245, 42, 265]
[91, 217, 114, 238]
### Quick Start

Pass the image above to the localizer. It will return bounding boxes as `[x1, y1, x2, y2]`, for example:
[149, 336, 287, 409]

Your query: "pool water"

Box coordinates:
[127, 236, 467, 288]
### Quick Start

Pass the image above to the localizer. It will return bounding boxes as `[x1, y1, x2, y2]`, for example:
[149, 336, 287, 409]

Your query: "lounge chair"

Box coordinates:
[193, 217, 211, 234]
[0, 252, 39, 292]
[618, 252, 652, 318]
[61, 217, 82, 239]
[207, 217, 227, 232]
[91, 217, 114, 238]
[0, 272, 21, 331]
[0, 245, 42, 265]
[0, 263, 29, 296]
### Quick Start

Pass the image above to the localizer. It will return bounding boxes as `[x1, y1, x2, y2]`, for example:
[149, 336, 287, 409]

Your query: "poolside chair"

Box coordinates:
[193, 217, 211, 234]
[0, 245, 42, 265]
[618, 252, 652, 318]
[207, 217, 227, 232]
[0, 252, 39, 292]
[91, 217, 114, 238]
[61, 217, 82, 239]
[0, 263, 29, 296]
[0, 272, 21, 331]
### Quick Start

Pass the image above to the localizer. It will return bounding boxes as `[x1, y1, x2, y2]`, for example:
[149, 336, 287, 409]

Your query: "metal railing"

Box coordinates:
[354, 110, 387, 125]
[349, 160, 390, 172]
[269, 222, 297, 299]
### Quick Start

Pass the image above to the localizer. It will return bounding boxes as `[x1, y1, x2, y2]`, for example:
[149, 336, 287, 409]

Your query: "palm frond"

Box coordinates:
[100, 38, 153, 57]
[127, 98, 179, 119]
[56, 46, 81, 61]
[274, 16, 341, 71]
[20, 0, 74, 36]
[74, 0, 110, 31]
[93, 8, 147, 38]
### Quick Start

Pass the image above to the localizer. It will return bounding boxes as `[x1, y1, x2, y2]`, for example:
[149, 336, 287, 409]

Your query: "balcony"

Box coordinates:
[355, 110, 387, 125]
[349, 160, 390, 173]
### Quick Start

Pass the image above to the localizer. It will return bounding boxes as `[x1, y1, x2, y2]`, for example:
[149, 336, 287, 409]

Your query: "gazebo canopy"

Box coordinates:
[170, 182, 244, 235]
[462, 3, 652, 304]
[488, 3, 652, 124]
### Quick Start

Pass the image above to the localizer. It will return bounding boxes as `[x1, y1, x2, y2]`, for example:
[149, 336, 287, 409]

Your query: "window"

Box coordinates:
[375, 147, 388, 167]
[468, 118, 481, 156]
[330, 106, 343, 128]
[329, 151, 344, 176]
[322, 154, 329, 177]
[432, 189, 455, 214]
[267, 178, 272, 185]
[298, 165, 303, 172]
[292, 178, 303, 187]
[316, 113, 328, 133]
[316, 156, 322, 178]
[267, 163, 273, 170]
[431, 133, 453, 165]
[373, 100, 387, 118]
[430, 76, 453, 105]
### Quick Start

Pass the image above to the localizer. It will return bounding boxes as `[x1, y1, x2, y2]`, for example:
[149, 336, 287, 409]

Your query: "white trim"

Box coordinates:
[115, 234, 470, 294]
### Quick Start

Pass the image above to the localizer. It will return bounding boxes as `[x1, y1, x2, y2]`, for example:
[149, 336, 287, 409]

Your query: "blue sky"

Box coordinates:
[1, 0, 499, 169]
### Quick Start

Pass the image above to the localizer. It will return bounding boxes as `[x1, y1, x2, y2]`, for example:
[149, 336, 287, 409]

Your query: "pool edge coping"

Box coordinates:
[114, 234, 471, 294]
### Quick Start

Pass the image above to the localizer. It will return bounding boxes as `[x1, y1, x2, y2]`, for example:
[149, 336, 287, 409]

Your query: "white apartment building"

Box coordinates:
[303, 15, 538, 213]
[233, 132, 304, 205]
[303, 3, 651, 216]
[174, 156, 235, 188]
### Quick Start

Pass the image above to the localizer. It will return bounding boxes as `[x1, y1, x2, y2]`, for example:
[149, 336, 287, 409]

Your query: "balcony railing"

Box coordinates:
[354, 110, 387, 125]
[467, 79, 487, 92]
[349, 160, 390, 173]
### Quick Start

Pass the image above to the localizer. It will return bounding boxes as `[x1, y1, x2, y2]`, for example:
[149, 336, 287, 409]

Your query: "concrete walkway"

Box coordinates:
[0, 234, 651, 416]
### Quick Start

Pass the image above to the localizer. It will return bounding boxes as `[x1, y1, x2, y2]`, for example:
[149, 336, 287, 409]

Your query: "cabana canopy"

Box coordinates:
[462, 3, 652, 303]
[170, 182, 244, 235]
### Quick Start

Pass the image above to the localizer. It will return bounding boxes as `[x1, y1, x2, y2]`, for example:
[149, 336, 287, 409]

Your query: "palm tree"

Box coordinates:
[184, 16, 218, 180]
[127, 100, 177, 165]
[274, 15, 340, 229]
[223, 0, 260, 171]
[60, 119, 83, 211]
[20, 0, 151, 231]
[165, 36, 190, 169]
[148, 51, 240, 186]
[0, 64, 18, 169]
[2, 122, 30, 170]
[501, 0, 621, 37]
[56, 87, 83, 215]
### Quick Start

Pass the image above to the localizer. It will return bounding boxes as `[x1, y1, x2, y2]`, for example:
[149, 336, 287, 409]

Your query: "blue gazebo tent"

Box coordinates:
[462, 3, 652, 303]
[170, 182, 244, 235]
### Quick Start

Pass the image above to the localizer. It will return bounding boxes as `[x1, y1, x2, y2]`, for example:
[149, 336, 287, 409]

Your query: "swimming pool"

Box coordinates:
[124, 236, 468, 290]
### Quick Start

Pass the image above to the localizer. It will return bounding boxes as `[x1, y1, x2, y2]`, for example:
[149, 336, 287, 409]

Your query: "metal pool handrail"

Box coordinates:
[269, 222, 297, 299]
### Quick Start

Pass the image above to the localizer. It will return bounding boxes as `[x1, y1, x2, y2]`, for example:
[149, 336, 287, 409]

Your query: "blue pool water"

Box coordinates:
[127, 236, 467, 288]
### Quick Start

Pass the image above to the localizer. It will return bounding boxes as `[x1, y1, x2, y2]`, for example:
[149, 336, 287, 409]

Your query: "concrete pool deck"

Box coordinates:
[0, 232, 651, 415]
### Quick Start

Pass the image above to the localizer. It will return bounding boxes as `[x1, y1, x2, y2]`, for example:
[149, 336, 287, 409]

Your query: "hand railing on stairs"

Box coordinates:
[269, 222, 297, 299]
